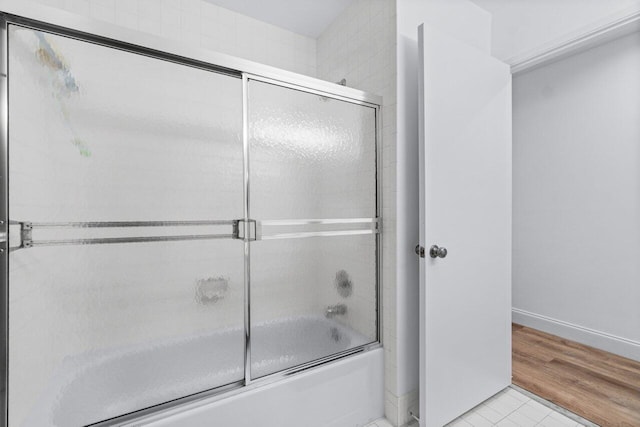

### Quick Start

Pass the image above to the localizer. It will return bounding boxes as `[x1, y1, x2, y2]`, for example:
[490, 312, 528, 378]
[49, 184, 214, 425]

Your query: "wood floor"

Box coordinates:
[512, 324, 640, 427]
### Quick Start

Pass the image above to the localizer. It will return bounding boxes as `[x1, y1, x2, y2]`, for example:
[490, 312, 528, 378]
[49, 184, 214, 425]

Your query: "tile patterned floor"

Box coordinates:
[366, 387, 593, 427]
[365, 418, 400, 427]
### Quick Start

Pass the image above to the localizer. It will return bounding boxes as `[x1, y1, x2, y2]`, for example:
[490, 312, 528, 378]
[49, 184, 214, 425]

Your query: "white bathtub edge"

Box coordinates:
[130, 348, 384, 427]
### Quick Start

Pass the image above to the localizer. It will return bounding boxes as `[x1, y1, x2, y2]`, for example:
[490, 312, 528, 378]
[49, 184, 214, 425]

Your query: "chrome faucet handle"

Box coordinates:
[325, 304, 347, 318]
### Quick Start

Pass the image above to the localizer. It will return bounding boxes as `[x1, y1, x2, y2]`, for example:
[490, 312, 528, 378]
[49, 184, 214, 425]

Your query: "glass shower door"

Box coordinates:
[7, 26, 244, 426]
[247, 79, 378, 379]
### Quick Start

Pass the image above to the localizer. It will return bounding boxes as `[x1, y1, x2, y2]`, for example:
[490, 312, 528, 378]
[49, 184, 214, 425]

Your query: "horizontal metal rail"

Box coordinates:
[259, 217, 379, 240]
[26, 234, 236, 247]
[9, 220, 240, 250]
[260, 218, 377, 226]
[261, 229, 377, 240]
[7, 218, 380, 249]
[22, 220, 235, 228]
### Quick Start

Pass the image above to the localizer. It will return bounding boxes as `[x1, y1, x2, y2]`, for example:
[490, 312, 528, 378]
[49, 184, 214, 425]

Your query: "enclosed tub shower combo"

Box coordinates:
[0, 8, 382, 427]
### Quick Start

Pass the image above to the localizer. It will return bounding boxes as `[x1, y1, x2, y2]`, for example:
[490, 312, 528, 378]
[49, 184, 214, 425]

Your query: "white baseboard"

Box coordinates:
[512, 308, 640, 362]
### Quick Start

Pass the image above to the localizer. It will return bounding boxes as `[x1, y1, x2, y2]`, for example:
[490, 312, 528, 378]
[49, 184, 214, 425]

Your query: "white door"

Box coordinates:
[418, 23, 512, 427]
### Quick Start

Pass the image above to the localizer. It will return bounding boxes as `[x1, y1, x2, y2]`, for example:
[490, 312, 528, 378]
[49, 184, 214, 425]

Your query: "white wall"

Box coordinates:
[513, 31, 640, 361]
[32, 0, 317, 76]
[471, 0, 640, 62]
[316, 0, 401, 424]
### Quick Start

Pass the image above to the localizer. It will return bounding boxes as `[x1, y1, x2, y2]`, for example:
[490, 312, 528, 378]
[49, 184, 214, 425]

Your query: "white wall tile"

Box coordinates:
[138, 0, 160, 21]
[89, 2, 115, 23]
[12, 1, 321, 422]
[68, 0, 90, 15]
[37, 0, 317, 76]
[114, 0, 136, 15]
[115, 10, 138, 31]
[138, 17, 161, 37]
[384, 396, 399, 427]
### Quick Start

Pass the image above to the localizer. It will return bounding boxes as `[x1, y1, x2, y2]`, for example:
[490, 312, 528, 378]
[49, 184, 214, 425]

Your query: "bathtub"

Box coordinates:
[23, 316, 383, 427]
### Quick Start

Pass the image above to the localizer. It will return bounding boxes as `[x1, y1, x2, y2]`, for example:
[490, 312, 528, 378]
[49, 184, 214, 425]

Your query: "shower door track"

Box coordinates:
[0, 8, 383, 427]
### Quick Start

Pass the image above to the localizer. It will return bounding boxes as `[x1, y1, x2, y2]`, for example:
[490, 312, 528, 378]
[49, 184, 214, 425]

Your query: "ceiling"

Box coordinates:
[470, 0, 640, 61]
[202, 0, 355, 38]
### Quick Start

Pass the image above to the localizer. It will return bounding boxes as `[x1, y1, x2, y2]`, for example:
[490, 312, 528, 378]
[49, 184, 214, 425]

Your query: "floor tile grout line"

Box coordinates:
[510, 398, 552, 425]
[409, 386, 594, 427]
[509, 385, 599, 427]
[460, 387, 584, 427]
[460, 387, 531, 426]
[534, 412, 580, 427]
[484, 388, 533, 425]
[475, 410, 499, 426]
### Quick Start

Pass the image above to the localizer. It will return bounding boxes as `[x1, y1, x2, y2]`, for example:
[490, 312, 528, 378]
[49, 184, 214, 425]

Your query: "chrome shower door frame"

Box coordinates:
[0, 9, 382, 427]
[240, 73, 382, 386]
[0, 15, 8, 427]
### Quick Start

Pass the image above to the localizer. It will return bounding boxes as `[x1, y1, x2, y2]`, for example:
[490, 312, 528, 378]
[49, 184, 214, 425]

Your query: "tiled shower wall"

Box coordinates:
[22, 0, 327, 328]
[316, 1, 411, 426]
[31, 0, 317, 76]
[11, 1, 321, 424]
[19, 0, 406, 425]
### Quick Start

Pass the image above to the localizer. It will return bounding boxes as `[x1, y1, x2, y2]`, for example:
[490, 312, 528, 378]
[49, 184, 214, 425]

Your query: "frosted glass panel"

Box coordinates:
[248, 81, 377, 219]
[248, 80, 378, 378]
[8, 26, 244, 426]
[249, 236, 377, 379]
